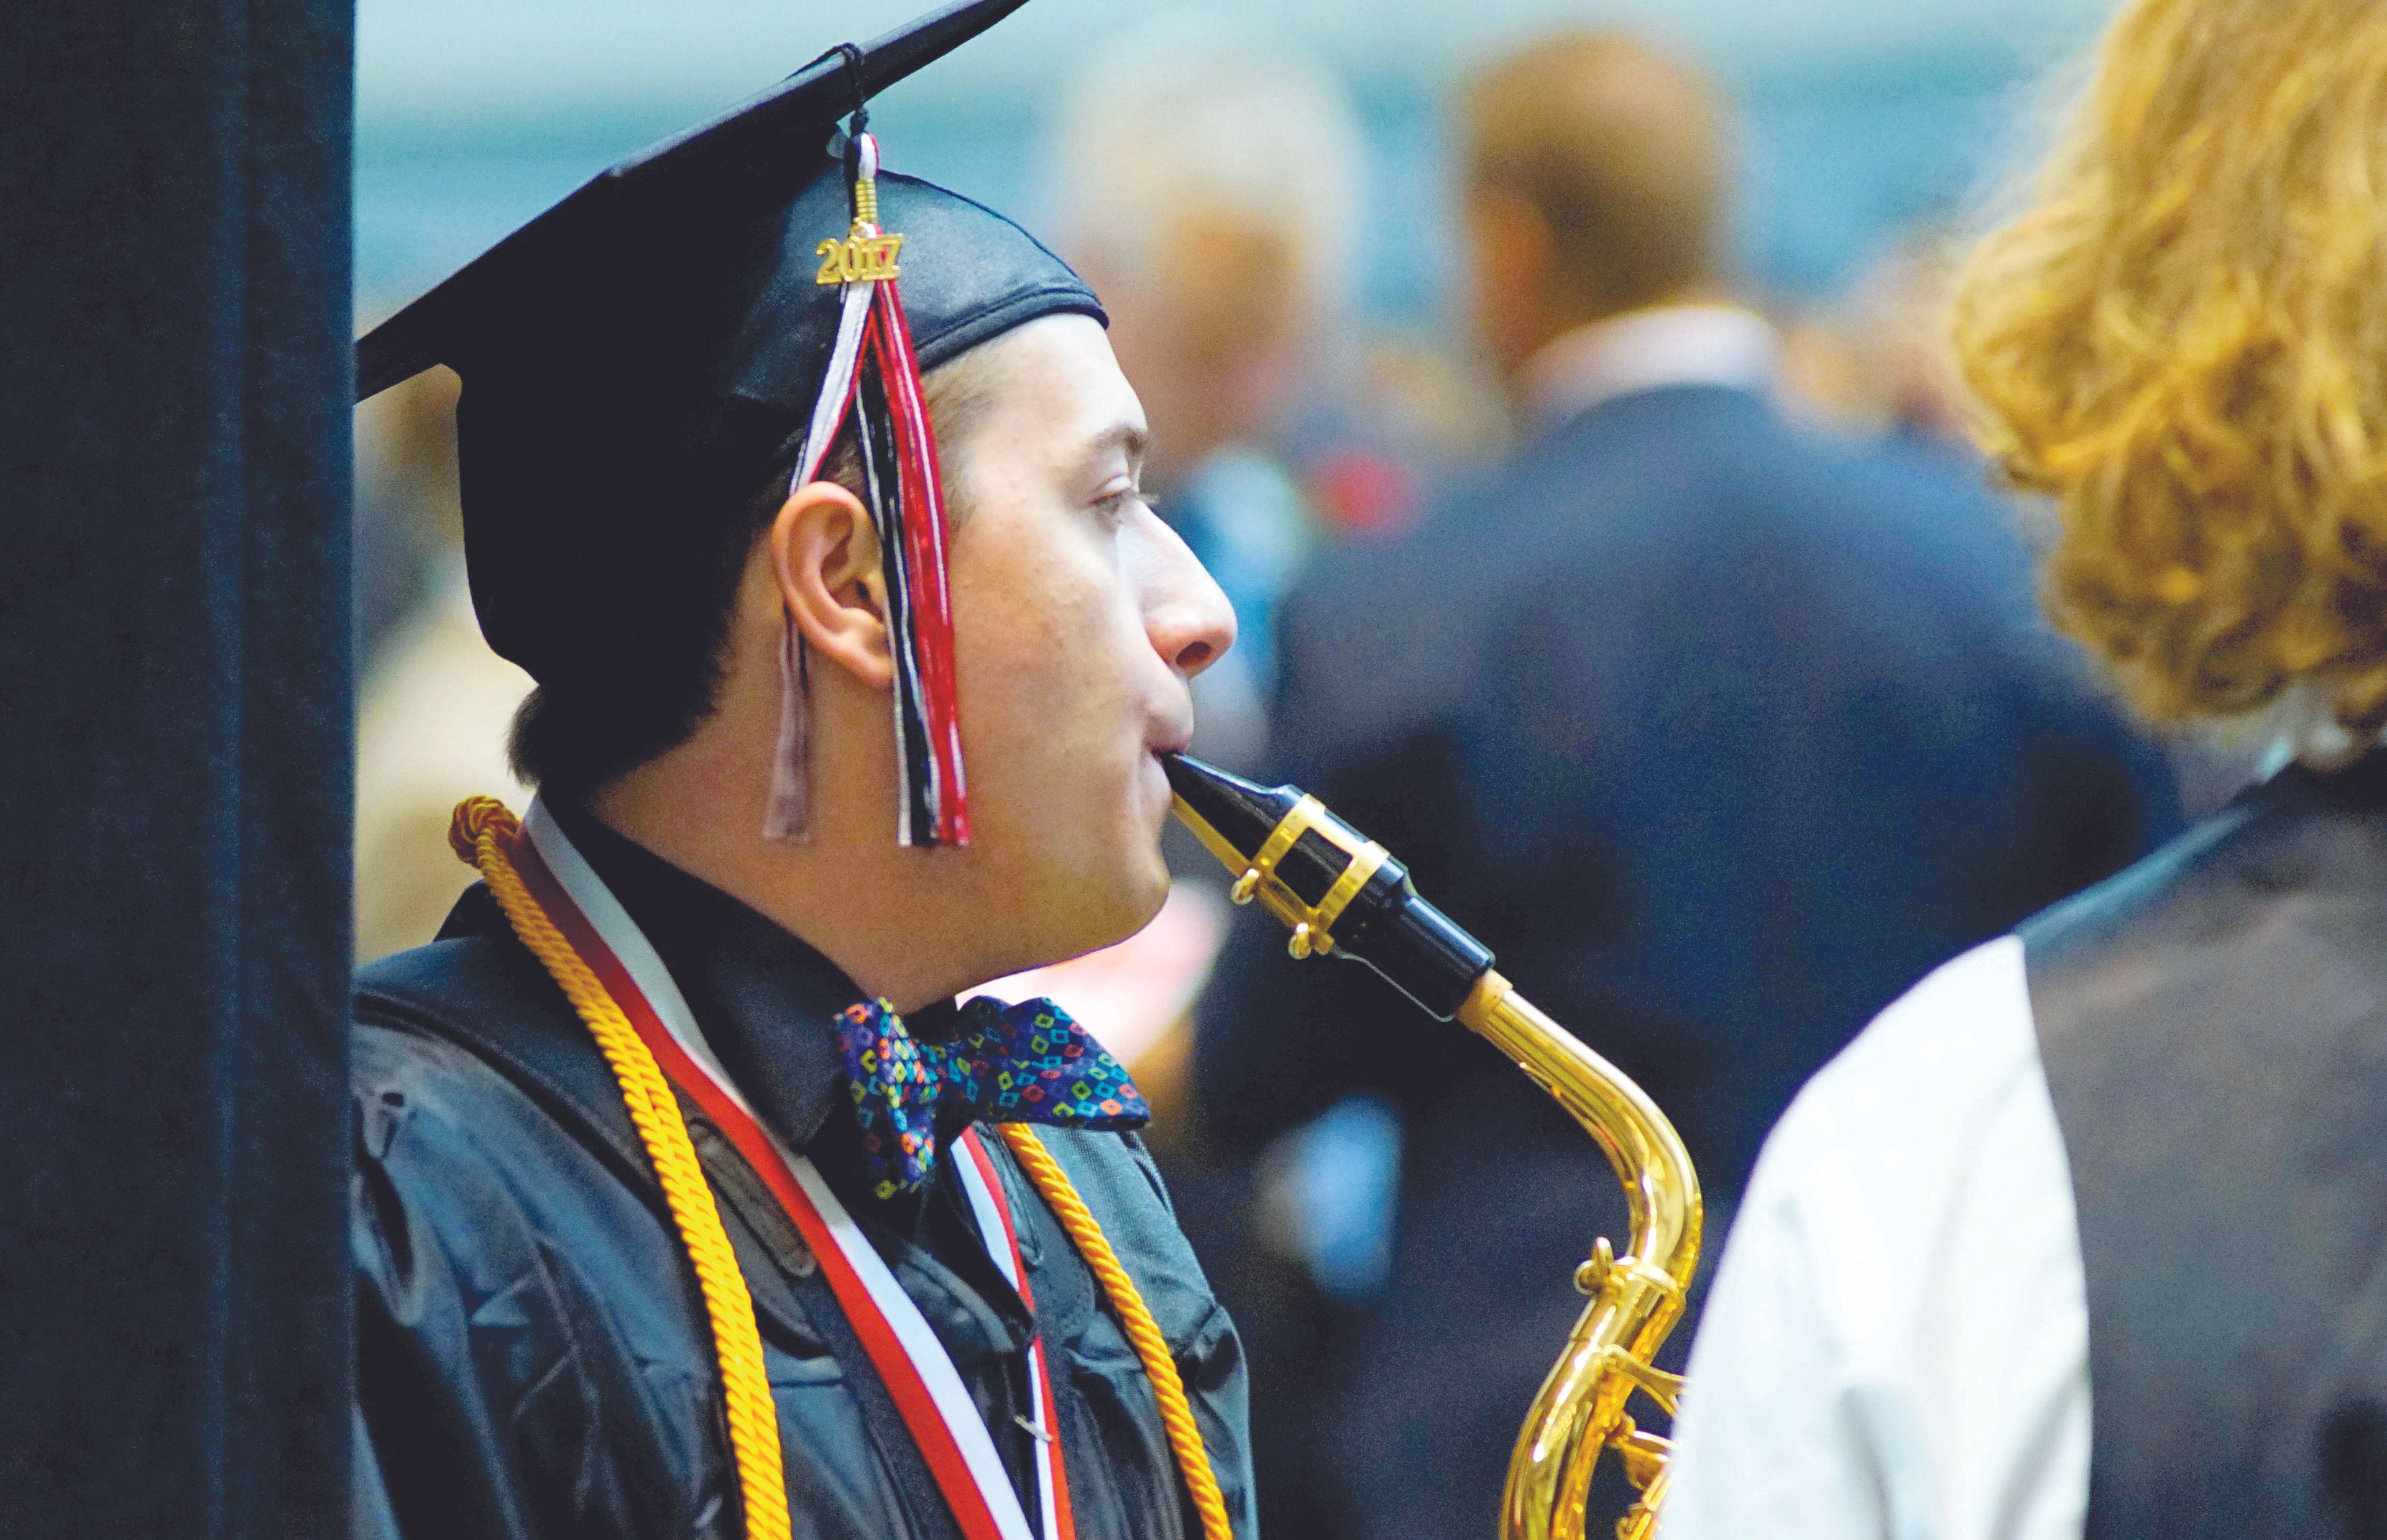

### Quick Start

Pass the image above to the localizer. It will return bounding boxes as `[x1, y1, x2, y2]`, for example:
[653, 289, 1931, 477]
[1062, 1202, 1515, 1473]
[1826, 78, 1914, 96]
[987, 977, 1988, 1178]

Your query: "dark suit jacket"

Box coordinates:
[1191, 383, 2181, 1539]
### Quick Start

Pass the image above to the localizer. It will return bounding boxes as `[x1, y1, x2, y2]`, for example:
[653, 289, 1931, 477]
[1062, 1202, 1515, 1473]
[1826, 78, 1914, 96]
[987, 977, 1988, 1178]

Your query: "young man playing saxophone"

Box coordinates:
[347, 7, 1252, 1536]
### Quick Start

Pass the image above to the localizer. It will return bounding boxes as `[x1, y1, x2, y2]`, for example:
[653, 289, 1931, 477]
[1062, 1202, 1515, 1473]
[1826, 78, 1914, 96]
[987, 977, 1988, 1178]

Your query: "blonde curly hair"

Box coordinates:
[1951, 0, 2387, 737]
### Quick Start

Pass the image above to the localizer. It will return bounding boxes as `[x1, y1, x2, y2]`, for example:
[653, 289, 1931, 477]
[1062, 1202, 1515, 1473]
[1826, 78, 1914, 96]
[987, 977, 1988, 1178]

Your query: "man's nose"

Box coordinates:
[1143, 523, 1238, 679]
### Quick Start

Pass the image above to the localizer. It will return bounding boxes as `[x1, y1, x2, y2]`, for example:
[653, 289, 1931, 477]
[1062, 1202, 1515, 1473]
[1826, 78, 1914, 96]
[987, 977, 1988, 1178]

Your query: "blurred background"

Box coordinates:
[352, 2, 2232, 1535]
[352, 0, 2132, 954]
[357, 0, 2099, 312]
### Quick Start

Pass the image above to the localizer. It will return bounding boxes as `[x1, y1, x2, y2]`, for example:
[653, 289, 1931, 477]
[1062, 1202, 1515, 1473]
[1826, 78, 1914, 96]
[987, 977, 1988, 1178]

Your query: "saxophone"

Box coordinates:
[1164, 754, 1703, 1540]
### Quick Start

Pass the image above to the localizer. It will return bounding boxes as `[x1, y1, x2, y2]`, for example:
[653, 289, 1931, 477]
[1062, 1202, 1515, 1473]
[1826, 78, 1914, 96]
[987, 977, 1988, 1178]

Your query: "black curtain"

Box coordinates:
[0, 1, 354, 1533]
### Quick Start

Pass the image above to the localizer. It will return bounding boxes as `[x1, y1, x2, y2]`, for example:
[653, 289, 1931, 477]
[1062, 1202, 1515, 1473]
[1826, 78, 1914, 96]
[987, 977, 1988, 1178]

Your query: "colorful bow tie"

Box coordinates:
[834, 995, 1151, 1198]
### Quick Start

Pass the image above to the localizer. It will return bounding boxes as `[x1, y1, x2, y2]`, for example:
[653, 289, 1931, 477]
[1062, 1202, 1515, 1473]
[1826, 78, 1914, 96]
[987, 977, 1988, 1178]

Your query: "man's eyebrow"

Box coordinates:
[1083, 420, 1149, 468]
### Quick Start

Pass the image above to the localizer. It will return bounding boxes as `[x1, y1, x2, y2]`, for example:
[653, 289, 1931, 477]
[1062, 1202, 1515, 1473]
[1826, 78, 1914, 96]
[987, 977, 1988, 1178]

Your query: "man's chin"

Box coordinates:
[1126, 849, 1174, 930]
[1050, 852, 1172, 966]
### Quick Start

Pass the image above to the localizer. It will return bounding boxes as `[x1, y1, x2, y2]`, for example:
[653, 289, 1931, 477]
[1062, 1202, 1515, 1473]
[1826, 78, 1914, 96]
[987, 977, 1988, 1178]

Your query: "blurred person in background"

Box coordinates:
[1049, 19, 1364, 772]
[1772, 227, 1979, 454]
[1194, 28, 2184, 1540]
[350, 365, 532, 962]
[1665, 0, 2387, 1534]
[1842, 229, 1975, 452]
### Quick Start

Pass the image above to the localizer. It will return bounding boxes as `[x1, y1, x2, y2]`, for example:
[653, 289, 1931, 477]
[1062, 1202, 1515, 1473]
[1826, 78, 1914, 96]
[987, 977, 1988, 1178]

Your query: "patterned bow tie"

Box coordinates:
[834, 995, 1150, 1198]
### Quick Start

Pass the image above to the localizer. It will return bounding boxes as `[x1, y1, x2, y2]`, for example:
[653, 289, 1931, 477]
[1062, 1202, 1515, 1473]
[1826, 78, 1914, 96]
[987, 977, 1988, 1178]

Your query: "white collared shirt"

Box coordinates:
[1658, 936, 2092, 1540]
[1524, 303, 1778, 427]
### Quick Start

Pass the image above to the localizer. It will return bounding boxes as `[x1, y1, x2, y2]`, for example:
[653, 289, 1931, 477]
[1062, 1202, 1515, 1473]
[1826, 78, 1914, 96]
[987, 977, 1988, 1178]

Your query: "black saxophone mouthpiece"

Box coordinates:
[1163, 753, 1495, 1019]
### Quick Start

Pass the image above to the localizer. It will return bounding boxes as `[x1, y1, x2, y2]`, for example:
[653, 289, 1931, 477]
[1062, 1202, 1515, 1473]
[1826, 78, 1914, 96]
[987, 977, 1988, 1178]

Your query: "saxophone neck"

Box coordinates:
[1457, 971, 1704, 1292]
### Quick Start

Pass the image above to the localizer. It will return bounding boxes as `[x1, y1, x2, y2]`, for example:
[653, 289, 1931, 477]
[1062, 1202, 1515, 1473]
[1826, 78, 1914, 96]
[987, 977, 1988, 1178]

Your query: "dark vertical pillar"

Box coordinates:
[0, 0, 353, 1534]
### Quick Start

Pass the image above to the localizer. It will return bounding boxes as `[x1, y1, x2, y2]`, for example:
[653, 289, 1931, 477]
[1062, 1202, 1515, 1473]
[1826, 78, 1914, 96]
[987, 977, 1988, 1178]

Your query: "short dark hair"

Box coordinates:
[1461, 31, 1729, 316]
[507, 351, 996, 802]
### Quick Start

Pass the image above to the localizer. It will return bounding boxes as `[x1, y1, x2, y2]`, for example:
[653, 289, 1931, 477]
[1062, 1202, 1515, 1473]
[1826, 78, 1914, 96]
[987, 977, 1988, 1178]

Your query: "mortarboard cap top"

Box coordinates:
[356, 0, 1065, 400]
[354, 0, 1107, 730]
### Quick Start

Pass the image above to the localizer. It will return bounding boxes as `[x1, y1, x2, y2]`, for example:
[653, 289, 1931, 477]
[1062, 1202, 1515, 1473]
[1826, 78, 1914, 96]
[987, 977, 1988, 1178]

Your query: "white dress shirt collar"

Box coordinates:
[1524, 303, 1778, 428]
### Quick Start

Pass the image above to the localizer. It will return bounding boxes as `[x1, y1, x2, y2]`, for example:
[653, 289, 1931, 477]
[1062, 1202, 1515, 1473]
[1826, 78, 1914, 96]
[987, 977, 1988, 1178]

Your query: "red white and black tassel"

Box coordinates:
[766, 128, 970, 848]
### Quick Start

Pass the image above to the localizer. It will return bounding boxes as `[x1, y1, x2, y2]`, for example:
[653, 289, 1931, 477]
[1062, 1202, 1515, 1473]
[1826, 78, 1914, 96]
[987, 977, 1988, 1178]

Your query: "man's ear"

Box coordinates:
[1466, 184, 1563, 368]
[770, 480, 894, 691]
[1471, 184, 1558, 291]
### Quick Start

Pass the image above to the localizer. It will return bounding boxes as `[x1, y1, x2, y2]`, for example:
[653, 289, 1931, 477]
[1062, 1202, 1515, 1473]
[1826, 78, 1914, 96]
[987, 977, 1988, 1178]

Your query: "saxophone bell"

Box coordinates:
[1164, 753, 1703, 1540]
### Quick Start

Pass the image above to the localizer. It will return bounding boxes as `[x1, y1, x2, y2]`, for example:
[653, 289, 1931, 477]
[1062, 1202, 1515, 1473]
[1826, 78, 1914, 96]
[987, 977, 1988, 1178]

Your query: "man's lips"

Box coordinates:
[1143, 726, 1189, 822]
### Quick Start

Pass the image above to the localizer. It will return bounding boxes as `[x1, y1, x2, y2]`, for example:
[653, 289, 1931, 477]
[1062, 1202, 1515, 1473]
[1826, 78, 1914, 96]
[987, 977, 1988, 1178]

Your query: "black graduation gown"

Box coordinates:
[349, 811, 1256, 1540]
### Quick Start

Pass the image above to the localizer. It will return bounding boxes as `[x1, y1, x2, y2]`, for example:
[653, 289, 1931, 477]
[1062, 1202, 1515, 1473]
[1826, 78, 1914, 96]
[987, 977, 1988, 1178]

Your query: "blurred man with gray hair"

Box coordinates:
[1048, 19, 1364, 769]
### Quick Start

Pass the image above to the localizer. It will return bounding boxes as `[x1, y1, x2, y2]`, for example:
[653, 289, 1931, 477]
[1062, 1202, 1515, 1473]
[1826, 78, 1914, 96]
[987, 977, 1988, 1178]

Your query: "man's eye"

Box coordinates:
[1095, 487, 1147, 525]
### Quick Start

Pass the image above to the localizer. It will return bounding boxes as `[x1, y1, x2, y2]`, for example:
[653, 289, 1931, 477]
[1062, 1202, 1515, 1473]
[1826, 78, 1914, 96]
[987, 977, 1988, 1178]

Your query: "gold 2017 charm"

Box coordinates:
[816, 232, 903, 286]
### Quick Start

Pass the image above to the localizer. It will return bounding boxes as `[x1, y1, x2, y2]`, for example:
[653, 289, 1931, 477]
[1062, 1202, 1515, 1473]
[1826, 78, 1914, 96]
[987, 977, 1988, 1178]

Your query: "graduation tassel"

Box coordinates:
[768, 126, 970, 848]
[868, 245, 969, 846]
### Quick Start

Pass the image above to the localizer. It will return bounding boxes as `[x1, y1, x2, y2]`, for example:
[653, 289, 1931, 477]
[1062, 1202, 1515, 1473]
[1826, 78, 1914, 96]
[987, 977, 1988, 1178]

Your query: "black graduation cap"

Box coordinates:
[357, 0, 1105, 848]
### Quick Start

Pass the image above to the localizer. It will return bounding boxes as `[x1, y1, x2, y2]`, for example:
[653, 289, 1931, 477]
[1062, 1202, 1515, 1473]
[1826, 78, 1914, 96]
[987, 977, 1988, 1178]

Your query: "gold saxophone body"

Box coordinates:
[1164, 754, 1703, 1540]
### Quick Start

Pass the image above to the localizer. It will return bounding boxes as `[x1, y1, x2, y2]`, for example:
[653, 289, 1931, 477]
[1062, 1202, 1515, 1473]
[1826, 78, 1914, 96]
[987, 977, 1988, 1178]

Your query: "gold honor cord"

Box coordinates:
[448, 799, 794, 1540]
[447, 799, 1231, 1540]
[995, 1124, 1235, 1540]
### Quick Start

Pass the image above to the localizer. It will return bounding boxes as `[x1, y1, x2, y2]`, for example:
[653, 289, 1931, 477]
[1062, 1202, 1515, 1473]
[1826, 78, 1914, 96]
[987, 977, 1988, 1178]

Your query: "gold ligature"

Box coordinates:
[1164, 755, 1702, 1540]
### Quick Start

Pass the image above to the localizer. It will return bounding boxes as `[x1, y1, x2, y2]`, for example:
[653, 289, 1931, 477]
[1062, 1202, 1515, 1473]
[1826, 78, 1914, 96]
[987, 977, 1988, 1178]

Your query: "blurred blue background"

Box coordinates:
[357, 0, 2107, 321]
